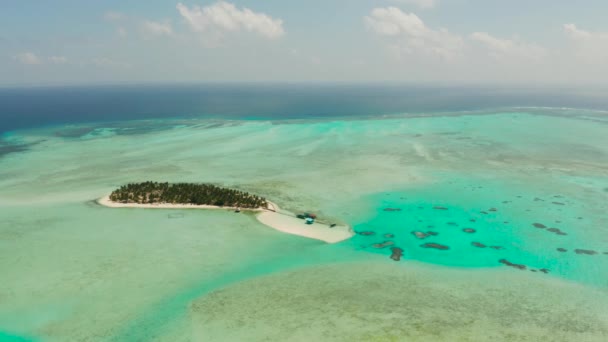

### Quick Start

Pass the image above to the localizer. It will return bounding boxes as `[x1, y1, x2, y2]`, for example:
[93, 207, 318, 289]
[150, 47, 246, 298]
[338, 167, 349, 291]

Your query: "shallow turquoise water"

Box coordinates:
[349, 175, 608, 286]
[1, 110, 607, 340]
[0, 332, 36, 342]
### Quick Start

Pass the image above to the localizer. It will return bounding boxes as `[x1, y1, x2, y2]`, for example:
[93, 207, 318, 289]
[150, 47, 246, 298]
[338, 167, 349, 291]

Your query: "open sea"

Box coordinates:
[1, 84, 608, 341]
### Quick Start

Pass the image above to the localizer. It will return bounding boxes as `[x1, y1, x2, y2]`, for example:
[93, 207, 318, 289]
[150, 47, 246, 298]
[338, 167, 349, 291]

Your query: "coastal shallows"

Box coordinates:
[99, 182, 354, 244]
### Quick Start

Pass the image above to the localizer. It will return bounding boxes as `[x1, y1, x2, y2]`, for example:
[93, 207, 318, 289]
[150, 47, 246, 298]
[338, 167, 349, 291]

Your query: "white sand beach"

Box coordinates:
[256, 211, 353, 244]
[97, 195, 354, 244]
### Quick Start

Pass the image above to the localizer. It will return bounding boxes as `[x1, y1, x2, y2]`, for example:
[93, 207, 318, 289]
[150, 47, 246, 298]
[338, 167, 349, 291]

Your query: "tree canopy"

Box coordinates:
[109, 181, 268, 209]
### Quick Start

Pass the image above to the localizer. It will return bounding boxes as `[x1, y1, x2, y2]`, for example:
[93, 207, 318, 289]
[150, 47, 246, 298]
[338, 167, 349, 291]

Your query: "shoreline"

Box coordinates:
[97, 195, 354, 244]
[97, 195, 265, 211]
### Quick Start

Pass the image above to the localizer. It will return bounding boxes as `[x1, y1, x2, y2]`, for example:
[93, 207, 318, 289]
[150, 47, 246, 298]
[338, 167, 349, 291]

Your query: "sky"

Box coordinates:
[1, 0, 608, 86]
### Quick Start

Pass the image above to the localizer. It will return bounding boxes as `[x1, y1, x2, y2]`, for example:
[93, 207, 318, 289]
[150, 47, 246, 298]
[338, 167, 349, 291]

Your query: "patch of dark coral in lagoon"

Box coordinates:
[420, 243, 450, 250]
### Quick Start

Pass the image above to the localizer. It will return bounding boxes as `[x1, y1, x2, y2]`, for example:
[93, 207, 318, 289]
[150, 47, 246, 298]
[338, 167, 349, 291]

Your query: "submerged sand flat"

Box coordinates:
[192, 260, 608, 342]
[0, 111, 607, 341]
[0, 202, 334, 341]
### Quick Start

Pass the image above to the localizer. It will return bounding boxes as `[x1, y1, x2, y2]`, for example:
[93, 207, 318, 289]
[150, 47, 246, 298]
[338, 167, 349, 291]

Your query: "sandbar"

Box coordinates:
[256, 211, 353, 244]
[97, 195, 353, 244]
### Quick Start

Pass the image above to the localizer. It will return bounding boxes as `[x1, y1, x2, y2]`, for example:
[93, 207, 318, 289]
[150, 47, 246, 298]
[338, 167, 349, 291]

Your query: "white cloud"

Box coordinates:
[365, 7, 463, 60]
[141, 20, 173, 37]
[48, 56, 68, 64]
[391, 0, 437, 10]
[13, 52, 42, 65]
[92, 57, 131, 69]
[116, 27, 128, 38]
[13, 53, 70, 65]
[104, 11, 126, 21]
[104, 11, 129, 38]
[176, 1, 285, 39]
[470, 32, 546, 61]
[563, 24, 608, 63]
[563, 24, 594, 41]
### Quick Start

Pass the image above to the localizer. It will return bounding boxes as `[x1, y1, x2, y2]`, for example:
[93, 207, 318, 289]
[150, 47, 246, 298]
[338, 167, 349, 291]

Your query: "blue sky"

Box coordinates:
[2, 0, 608, 86]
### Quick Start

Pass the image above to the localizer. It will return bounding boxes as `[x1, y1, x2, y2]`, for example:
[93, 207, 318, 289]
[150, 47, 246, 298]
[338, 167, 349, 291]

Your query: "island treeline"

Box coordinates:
[109, 181, 268, 209]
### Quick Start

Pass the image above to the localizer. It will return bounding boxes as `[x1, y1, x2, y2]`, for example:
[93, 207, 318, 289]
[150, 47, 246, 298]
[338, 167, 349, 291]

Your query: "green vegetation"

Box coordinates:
[109, 181, 268, 209]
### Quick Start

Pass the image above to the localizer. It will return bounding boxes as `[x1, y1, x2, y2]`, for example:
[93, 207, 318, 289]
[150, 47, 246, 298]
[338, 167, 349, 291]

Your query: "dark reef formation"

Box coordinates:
[574, 249, 598, 255]
[499, 259, 526, 270]
[462, 228, 476, 233]
[500, 260, 549, 274]
[411, 231, 438, 239]
[547, 228, 567, 236]
[420, 243, 450, 250]
[371, 241, 394, 249]
[390, 247, 403, 261]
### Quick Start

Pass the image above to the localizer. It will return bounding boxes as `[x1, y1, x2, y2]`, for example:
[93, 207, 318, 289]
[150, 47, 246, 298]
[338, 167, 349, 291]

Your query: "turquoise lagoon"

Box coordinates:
[1, 110, 608, 341]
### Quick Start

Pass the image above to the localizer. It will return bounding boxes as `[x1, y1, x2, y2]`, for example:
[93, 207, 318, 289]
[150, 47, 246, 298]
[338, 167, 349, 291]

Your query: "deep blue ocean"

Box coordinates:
[1, 84, 608, 133]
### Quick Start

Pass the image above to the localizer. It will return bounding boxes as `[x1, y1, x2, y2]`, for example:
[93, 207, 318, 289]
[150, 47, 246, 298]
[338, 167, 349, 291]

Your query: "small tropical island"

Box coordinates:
[98, 181, 354, 244]
[108, 181, 268, 209]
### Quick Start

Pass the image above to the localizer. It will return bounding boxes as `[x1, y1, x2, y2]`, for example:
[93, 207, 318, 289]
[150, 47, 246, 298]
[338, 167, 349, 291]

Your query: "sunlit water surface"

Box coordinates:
[1, 110, 607, 341]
